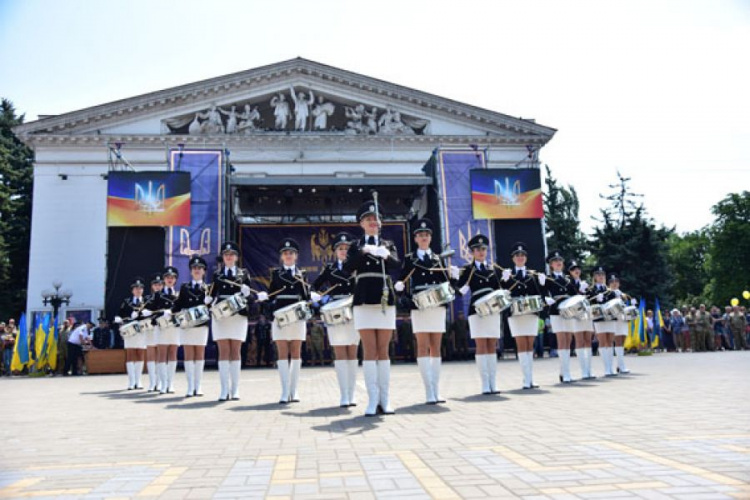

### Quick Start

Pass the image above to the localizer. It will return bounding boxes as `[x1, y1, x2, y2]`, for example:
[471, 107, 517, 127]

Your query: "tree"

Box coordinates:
[706, 191, 750, 306]
[666, 230, 711, 306]
[543, 165, 587, 263]
[0, 98, 34, 319]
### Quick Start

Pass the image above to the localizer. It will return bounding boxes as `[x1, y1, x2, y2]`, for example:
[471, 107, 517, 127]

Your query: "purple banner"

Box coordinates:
[167, 150, 224, 279]
[239, 223, 407, 290]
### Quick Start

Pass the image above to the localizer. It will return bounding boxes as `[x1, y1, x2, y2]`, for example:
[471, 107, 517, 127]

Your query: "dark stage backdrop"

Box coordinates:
[492, 219, 546, 271]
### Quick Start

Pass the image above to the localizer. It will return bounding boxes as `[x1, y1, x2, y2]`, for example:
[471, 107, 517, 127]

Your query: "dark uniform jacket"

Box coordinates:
[118, 296, 149, 322]
[147, 290, 178, 324]
[455, 261, 500, 316]
[343, 235, 400, 306]
[586, 283, 616, 322]
[542, 273, 579, 316]
[209, 266, 254, 317]
[268, 266, 311, 314]
[399, 250, 453, 310]
[501, 267, 544, 298]
[172, 281, 208, 313]
[312, 261, 353, 300]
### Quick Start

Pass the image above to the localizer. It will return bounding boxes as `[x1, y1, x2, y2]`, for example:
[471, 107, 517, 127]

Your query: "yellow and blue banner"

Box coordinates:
[470, 168, 543, 220]
[107, 171, 191, 227]
[10, 313, 29, 372]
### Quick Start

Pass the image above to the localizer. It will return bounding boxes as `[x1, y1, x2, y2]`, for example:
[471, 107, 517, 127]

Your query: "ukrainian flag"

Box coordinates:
[48, 315, 59, 371]
[653, 298, 664, 349]
[10, 313, 29, 372]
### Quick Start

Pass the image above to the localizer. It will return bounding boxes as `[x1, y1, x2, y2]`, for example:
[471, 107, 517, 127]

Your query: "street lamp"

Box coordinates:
[42, 282, 72, 318]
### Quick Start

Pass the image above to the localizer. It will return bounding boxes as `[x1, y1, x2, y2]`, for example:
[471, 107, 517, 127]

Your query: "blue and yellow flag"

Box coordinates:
[35, 313, 51, 369]
[638, 299, 648, 347]
[47, 315, 59, 371]
[653, 298, 664, 348]
[10, 313, 29, 372]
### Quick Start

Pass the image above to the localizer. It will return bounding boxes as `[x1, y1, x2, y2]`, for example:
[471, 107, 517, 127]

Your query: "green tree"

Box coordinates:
[0, 98, 34, 319]
[543, 165, 587, 263]
[706, 191, 750, 306]
[666, 230, 711, 306]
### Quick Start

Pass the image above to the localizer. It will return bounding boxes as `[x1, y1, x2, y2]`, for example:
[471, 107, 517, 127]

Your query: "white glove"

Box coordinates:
[256, 291, 269, 302]
[240, 284, 251, 297]
[501, 269, 512, 281]
[631, 298, 638, 306]
[361, 244, 377, 255]
[204, 296, 214, 305]
[614, 289, 622, 297]
[114, 316, 123, 324]
[450, 265, 460, 280]
[373, 246, 390, 259]
[459, 285, 471, 296]
[545, 296, 555, 306]
[538, 273, 546, 286]
[596, 293, 604, 302]
[141, 309, 152, 317]
[311, 292, 322, 302]
[130, 311, 138, 319]
[579, 281, 589, 293]
[163, 309, 172, 318]
[394, 281, 405, 292]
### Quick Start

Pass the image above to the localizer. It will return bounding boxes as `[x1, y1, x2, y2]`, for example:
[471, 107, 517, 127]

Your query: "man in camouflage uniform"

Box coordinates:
[728, 305, 747, 350]
[694, 304, 713, 352]
[307, 321, 327, 366]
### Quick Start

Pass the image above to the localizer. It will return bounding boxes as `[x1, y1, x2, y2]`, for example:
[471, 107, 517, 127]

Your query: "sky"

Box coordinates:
[1, 0, 748, 234]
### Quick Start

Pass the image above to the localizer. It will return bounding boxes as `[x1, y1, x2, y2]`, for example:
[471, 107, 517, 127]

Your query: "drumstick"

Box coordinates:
[319, 284, 340, 296]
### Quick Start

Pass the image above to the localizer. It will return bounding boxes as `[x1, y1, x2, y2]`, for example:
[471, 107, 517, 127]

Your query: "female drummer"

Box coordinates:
[114, 277, 147, 390]
[171, 256, 210, 396]
[395, 218, 458, 404]
[150, 266, 180, 394]
[567, 261, 595, 380]
[259, 238, 314, 404]
[588, 266, 616, 376]
[541, 251, 578, 383]
[312, 232, 358, 408]
[608, 273, 632, 374]
[209, 241, 254, 401]
[343, 200, 400, 417]
[500, 242, 545, 390]
[455, 234, 502, 395]
[143, 273, 163, 392]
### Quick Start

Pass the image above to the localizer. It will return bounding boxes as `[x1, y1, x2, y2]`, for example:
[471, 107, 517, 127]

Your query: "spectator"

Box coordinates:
[396, 318, 414, 362]
[255, 315, 273, 367]
[728, 305, 747, 351]
[91, 317, 114, 350]
[646, 310, 654, 345]
[1, 322, 15, 376]
[64, 321, 92, 376]
[307, 321, 326, 366]
[57, 319, 72, 375]
[694, 305, 712, 352]
[711, 306, 725, 351]
[670, 309, 688, 352]
[448, 311, 469, 361]
[662, 309, 673, 351]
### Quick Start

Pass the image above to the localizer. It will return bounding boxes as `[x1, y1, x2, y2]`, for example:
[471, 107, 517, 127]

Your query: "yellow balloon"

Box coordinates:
[743, 290, 750, 300]
[731, 298, 740, 307]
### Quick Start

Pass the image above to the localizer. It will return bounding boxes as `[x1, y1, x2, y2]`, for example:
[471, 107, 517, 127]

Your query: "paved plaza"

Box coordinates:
[1, 351, 749, 499]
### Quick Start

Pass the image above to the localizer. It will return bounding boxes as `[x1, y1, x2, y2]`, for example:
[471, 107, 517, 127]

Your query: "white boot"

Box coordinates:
[347, 359, 358, 406]
[289, 359, 301, 402]
[518, 352, 529, 388]
[583, 347, 595, 378]
[193, 359, 205, 396]
[377, 360, 394, 414]
[158, 362, 168, 394]
[615, 346, 630, 373]
[229, 360, 241, 400]
[167, 360, 177, 393]
[559, 349, 572, 383]
[184, 360, 194, 397]
[476, 354, 490, 394]
[521, 352, 537, 389]
[334, 360, 350, 407]
[431, 357, 445, 403]
[133, 361, 144, 389]
[217, 360, 230, 401]
[276, 359, 290, 403]
[576, 348, 587, 379]
[486, 354, 499, 394]
[147, 361, 157, 391]
[601, 347, 613, 376]
[363, 360, 379, 416]
[417, 357, 435, 404]
[126, 361, 134, 390]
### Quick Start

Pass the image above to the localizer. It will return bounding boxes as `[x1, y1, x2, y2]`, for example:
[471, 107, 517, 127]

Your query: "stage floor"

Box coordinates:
[1, 352, 749, 499]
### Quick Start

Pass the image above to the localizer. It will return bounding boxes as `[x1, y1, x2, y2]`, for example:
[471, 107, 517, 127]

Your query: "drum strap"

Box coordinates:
[356, 273, 392, 281]
[473, 287, 493, 296]
[276, 295, 301, 300]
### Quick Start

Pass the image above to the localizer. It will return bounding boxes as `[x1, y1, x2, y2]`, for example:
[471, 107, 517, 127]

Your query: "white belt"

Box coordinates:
[473, 287, 493, 296]
[276, 295, 301, 300]
[356, 273, 391, 281]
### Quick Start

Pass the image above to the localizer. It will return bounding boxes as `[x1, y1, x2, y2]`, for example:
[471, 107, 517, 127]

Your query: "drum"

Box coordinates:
[120, 321, 141, 338]
[590, 304, 605, 321]
[274, 301, 313, 328]
[602, 298, 625, 321]
[412, 282, 455, 310]
[320, 296, 354, 326]
[559, 295, 591, 320]
[211, 293, 248, 320]
[156, 314, 178, 329]
[620, 305, 638, 321]
[137, 319, 155, 332]
[175, 305, 210, 328]
[474, 289, 513, 317]
[510, 295, 544, 316]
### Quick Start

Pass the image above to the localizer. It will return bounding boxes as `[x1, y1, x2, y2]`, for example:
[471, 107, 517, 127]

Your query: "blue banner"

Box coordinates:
[167, 150, 224, 279]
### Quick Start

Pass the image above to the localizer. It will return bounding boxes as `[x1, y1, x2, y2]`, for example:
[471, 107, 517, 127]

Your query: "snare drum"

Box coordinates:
[412, 282, 455, 310]
[137, 319, 155, 332]
[211, 293, 248, 320]
[559, 295, 591, 320]
[175, 305, 210, 328]
[510, 295, 544, 316]
[620, 305, 638, 321]
[474, 289, 513, 317]
[602, 298, 625, 321]
[274, 301, 313, 328]
[120, 321, 141, 338]
[590, 304, 605, 321]
[156, 314, 178, 329]
[320, 296, 353, 326]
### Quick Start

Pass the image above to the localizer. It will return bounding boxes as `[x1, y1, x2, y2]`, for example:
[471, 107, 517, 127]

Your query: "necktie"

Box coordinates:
[480, 263, 486, 272]
[193, 283, 200, 292]
[516, 269, 524, 281]
[368, 236, 376, 245]
[227, 269, 233, 278]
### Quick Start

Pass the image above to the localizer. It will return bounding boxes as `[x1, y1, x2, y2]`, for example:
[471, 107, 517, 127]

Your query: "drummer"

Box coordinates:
[500, 242, 545, 390]
[343, 200, 400, 417]
[312, 232, 358, 408]
[395, 218, 459, 404]
[568, 261, 595, 380]
[143, 273, 163, 392]
[541, 250, 578, 383]
[588, 266, 616, 376]
[455, 234, 502, 395]
[608, 273, 632, 374]
[171, 256, 210, 396]
[114, 277, 148, 390]
[152, 266, 180, 394]
[259, 238, 314, 404]
[209, 241, 255, 401]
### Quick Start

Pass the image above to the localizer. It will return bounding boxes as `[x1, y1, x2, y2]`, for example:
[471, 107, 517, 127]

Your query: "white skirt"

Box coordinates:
[157, 325, 181, 345]
[508, 314, 539, 338]
[326, 322, 359, 346]
[212, 314, 247, 341]
[122, 332, 146, 350]
[272, 320, 307, 341]
[550, 315, 575, 333]
[411, 307, 446, 334]
[594, 321, 617, 334]
[468, 313, 501, 339]
[615, 321, 629, 337]
[353, 305, 396, 330]
[572, 318, 594, 333]
[145, 328, 158, 347]
[180, 326, 209, 346]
